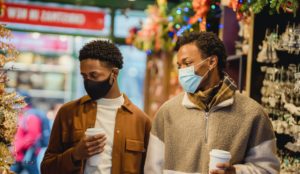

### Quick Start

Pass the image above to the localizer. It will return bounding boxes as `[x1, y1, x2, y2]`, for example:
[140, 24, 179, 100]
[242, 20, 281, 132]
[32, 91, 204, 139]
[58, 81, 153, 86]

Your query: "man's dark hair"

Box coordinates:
[178, 32, 227, 75]
[79, 40, 123, 69]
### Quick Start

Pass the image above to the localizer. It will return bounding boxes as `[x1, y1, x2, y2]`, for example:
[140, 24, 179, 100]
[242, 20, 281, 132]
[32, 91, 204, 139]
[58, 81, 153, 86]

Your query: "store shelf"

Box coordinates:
[6, 88, 70, 99]
[227, 55, 242, 61]
[29, 89, 70, 99]
[4, 62, 71, 73]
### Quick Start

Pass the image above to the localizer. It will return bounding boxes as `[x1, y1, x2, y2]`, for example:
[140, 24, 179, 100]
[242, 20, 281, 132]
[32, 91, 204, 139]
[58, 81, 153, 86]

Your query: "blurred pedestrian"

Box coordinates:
[11, 91, 42, 174]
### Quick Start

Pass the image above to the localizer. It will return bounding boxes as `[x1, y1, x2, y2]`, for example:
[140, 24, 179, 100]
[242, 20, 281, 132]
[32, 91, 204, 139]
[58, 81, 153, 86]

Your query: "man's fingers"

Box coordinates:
[210, 170, 224, 174]
[86, 134, 106, 142]
[93, 134, 106, 139]
[88, 147, 105, 157]
[85, 137, 106, 147]
[86, 138, 106, 148]
[213, 163, 235, 174]
[87, 141, 106, 152]
[216, 162, 230, 169]
[98, 141, 106, 148]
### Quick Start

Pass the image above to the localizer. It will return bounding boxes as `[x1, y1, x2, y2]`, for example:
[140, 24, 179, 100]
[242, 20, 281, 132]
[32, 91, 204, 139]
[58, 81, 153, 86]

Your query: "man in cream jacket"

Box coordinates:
[144, 32, 280, 174]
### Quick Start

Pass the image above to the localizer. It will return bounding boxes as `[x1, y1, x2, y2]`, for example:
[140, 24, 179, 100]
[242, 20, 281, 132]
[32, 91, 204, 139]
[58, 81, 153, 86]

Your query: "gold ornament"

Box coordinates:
[0, 19, 25, 172]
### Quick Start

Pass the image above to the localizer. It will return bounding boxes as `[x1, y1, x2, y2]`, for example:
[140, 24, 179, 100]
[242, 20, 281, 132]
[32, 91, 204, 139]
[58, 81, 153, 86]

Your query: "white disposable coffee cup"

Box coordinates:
[209, 149, 232, 171]
[85, 128, 105, 136]
[85, 128, 105, 166]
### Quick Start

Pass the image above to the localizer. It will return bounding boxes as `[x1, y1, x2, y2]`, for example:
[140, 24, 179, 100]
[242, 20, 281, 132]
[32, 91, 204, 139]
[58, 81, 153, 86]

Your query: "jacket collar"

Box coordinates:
[79, 94, 134, 113]
[182, 75, 237, 111]
[182, 92, 235, 111]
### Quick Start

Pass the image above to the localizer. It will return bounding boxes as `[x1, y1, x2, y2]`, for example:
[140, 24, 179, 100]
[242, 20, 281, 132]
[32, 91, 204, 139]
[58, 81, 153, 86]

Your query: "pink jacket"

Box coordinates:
[14, 108, 41, 162]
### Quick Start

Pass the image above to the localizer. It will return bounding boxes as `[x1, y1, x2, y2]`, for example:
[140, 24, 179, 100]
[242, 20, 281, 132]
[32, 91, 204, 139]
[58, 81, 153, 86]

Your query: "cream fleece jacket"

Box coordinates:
[144, 92, 280, 174]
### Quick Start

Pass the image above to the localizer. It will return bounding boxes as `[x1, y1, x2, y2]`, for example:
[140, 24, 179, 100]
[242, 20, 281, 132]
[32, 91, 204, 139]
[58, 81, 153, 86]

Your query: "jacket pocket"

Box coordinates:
[123, 139, 145, 174]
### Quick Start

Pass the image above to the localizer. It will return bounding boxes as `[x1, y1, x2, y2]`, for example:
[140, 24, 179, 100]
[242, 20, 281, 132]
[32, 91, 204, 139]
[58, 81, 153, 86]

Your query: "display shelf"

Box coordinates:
[248, 9, 300, 173]
[28, 89, 70, 99]
[227, 54, 241, 61]
[4, 62, 72, 73]
[6, 88, 71, 99]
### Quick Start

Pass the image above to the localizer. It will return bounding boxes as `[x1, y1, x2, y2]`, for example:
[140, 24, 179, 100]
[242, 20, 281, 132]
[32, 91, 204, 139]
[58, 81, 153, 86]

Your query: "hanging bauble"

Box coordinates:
[189, 0, 211, 31]
[283, 0, 297, 13]
[169, 1, 195, 34]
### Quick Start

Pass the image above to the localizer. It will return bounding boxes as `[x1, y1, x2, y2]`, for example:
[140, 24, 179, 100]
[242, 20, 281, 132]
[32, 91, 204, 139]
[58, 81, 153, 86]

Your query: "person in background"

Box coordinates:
[11, 91, 42, 174]
[144, 32, 280, 174]
[41, 40, 151, 174]
[36, 103, 62, 174]
[46, 103, 62, 129]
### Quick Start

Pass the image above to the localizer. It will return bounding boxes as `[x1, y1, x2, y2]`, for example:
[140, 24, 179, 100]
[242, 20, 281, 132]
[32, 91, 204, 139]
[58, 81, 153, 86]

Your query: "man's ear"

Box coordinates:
[110, 68, 119, 83]
[209, 56, 218, 70]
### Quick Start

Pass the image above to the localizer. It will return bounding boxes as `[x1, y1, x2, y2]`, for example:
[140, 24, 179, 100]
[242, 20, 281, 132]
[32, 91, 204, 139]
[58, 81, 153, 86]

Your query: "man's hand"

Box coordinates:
[72, 134, 106, 161]
[210, 163, 236, 174]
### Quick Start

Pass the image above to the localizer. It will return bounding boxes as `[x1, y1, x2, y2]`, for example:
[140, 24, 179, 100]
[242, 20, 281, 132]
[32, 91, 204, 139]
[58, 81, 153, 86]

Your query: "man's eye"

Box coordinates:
[81, 75, 87, 79]
[186, 62, 192, 66]
[91, 73, 99, 78]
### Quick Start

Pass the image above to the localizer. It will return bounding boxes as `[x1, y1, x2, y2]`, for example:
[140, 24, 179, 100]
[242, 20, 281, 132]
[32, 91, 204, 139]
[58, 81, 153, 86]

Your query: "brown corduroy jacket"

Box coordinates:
[41, 95, 151, 174]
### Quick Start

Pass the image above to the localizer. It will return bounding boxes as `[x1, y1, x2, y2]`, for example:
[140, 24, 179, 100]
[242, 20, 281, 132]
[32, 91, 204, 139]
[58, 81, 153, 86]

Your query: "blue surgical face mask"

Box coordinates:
[178, 59, 210, 93]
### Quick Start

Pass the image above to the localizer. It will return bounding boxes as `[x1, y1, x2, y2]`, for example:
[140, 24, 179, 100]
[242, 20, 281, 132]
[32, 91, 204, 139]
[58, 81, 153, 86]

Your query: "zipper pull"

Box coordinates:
[205, 112, 209, 144]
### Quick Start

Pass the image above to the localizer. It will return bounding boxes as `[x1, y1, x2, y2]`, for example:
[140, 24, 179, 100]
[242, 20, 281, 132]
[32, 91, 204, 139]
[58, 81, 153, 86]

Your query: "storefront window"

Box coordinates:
[114, 9, 146, 38]
[118, 45, 147, 110]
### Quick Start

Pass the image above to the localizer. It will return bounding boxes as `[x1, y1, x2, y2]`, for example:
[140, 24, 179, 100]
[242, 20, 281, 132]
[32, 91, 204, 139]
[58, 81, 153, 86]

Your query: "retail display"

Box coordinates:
[3, 32, 74, 111]
[257, 23, 300, 63]
[260, 64, 300, 173]
[247, 3, 300, 170]
[277, 23, 300, 54]
[257, 28, 279, 63]
[235, 15, 251, 56]
[5, 52, 72, 109]
[0, 24, 26, 174]
[257, 21, 300, 173]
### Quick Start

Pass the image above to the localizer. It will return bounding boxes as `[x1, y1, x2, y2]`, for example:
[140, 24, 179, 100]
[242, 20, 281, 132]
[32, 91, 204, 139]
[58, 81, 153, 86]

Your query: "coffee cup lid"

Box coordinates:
[86, 128, 105, 133]
[210, 149, 232, 159]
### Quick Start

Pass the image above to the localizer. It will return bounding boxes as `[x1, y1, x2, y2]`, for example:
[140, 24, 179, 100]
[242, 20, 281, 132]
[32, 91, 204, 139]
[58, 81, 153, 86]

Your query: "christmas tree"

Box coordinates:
[229, 0, 299, 19]
[0, 3, 26, 172]
[127, 0, 222, 54]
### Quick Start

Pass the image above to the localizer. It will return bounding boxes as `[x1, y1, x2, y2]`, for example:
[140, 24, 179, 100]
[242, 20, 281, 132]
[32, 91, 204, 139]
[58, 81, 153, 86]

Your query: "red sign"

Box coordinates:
[0, 2, 105, 30]
[12, 32, 72, 54]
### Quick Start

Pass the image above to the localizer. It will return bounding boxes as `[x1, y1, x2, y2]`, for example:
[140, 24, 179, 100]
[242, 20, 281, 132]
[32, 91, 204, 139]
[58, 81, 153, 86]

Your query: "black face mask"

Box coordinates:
[84, 74, 113, 100]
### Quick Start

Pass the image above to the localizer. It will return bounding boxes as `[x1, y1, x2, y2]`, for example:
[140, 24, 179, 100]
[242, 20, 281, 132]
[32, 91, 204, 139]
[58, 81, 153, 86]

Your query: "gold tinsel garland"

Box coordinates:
[0, 16, 26, 174]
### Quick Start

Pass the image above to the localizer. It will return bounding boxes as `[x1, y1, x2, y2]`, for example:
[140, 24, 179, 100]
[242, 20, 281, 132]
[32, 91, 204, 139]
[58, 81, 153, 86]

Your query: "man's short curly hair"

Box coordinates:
[79, 40, 123, 69]
[178, 32, 227, 75]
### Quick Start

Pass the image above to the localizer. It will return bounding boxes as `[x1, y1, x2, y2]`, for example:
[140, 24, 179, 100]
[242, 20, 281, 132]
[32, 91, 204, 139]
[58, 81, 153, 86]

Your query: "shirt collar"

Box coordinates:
[182, 92, 235, 111]
[79, 94, 134, 113]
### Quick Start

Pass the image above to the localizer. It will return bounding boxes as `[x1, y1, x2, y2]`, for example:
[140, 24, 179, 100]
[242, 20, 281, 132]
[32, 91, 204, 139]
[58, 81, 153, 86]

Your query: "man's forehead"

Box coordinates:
[80, 59, 109, 67]
[80, 61, 109, 72]
[177, 57, 189, 64]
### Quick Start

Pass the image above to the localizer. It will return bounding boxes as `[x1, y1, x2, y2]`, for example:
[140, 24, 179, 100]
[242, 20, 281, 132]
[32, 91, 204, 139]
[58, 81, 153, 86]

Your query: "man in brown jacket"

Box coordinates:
[41, 40, 151, 174]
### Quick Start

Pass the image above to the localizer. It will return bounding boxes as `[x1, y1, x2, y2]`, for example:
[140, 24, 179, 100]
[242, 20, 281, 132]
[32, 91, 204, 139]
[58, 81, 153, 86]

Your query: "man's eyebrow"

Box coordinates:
[182, 57, 193, 63]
